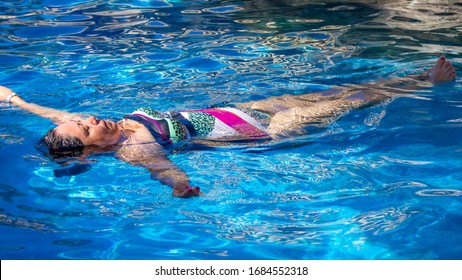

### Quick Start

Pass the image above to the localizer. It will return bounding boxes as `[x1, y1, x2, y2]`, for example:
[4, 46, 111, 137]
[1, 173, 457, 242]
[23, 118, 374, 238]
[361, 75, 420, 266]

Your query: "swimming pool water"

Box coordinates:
[1, 0, 462, 259]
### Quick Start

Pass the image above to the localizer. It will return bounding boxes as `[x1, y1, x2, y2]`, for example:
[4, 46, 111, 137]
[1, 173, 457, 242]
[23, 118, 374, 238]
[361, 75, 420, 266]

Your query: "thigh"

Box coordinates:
[267, 97, 366, 137]
[237, 88, 345, 115]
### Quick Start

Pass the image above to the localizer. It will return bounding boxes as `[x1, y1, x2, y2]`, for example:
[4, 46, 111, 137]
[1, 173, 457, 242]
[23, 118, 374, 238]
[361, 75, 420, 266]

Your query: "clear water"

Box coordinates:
[1, 0, 462, 260]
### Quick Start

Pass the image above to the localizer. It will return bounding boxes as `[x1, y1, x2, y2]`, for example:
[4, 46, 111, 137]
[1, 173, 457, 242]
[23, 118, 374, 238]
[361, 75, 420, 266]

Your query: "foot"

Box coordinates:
[429, 56, 457, 84]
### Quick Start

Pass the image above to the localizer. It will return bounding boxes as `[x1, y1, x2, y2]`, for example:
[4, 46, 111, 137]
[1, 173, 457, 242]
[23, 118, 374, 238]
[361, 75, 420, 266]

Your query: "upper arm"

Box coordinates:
[116, 139, 201, 197]
[116, 142, 182, 177]
[116, 142, 191, 188]
[116, 142, 167, 165]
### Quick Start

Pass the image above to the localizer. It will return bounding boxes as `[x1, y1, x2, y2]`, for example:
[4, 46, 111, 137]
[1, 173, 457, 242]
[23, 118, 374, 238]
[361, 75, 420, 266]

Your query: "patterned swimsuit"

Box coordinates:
[125, 107, 271, 146]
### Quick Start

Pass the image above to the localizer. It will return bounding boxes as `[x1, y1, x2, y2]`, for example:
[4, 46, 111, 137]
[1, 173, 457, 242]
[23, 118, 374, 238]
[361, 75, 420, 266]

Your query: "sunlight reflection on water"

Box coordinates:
[0, 0, 461, 260]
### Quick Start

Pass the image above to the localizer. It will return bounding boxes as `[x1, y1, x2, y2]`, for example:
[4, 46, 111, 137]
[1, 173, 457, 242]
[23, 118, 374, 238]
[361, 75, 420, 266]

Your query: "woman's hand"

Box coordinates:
[173, 182, 203, 198]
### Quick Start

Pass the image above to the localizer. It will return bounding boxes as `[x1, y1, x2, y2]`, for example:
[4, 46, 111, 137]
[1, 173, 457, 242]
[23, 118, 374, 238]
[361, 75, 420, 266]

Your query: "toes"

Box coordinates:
[443, 60, 452, 71]
[429, 57, 456, 83]
[435, 56, 446, 68]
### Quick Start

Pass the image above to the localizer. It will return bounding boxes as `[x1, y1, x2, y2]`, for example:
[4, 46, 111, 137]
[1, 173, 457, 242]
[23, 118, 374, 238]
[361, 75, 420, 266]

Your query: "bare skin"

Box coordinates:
[0, 57, 456, 198]
[0, 89, 201, 198]
[236, 56, 456, 137]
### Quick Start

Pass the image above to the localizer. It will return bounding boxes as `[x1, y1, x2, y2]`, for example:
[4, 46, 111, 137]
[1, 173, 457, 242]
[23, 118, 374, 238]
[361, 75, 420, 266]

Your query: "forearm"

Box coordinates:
[147, 163, 201, 198]
[117, 146, 200, 198]
[148, 165, 191, 189]
[1, 86, 81, 123]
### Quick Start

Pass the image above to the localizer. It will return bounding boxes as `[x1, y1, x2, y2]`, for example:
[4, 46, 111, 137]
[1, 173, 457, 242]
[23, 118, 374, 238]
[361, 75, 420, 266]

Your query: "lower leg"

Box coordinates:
[238, 57, 456, 115]
[266, 57, 457, 138]
[356, 56, 457, 92]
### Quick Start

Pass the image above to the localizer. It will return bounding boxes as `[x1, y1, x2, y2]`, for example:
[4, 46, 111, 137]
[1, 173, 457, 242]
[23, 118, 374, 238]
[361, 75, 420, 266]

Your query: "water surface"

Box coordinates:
[0, 0, 461, 259]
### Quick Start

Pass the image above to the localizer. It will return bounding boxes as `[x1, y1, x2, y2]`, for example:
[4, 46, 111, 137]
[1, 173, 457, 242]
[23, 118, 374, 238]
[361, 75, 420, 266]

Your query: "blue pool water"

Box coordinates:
[1, 0, 462, 260]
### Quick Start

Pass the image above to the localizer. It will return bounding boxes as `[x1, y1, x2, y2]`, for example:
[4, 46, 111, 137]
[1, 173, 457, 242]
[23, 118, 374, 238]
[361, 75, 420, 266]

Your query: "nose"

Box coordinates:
[85, 116, 99, 125]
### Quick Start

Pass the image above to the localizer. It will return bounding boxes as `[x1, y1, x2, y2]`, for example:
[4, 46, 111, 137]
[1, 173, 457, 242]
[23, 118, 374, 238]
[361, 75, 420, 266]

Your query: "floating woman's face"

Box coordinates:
[55, 116, 120, 147]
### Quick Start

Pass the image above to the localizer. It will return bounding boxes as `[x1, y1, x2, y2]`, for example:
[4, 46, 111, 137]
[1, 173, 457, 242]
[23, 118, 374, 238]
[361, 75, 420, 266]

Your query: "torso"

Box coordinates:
[122, 107, 272, 149]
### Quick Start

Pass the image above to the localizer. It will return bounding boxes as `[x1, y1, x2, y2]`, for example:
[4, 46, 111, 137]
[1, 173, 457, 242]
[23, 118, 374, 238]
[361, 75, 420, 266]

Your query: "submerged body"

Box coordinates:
[0, 57, 457, 197]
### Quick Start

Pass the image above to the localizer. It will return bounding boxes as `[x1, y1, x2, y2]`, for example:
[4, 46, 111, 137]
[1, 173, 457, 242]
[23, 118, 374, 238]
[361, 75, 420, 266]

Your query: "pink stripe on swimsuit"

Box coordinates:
[191, 108, 270, 139]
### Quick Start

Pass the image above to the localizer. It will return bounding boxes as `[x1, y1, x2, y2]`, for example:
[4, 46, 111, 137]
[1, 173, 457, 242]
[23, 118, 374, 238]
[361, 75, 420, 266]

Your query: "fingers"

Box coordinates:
[173, 185, 202, 198]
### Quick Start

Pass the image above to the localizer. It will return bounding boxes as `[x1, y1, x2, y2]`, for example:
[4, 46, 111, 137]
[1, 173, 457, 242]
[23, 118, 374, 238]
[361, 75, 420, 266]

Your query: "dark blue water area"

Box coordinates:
[1, 0, 462, 260]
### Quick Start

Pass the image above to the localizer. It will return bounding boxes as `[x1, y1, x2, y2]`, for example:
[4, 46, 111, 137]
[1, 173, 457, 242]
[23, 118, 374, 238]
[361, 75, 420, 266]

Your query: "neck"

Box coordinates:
[117, 119, 138, 143]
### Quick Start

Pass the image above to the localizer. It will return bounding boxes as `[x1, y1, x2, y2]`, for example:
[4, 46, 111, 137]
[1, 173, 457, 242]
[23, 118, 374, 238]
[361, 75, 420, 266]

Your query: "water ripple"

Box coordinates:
[416, 189, 462, 197]
[1, 0, 462, 260]
[204, 5, 245, 14]
[352, 207, 410, 235]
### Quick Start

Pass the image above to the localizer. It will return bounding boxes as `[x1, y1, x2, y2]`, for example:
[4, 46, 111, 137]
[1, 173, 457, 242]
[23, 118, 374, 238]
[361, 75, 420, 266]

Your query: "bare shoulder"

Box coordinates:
[117, 141, 166, 165]
[121, 117, 157, 144]
[117, 121, 166, 163]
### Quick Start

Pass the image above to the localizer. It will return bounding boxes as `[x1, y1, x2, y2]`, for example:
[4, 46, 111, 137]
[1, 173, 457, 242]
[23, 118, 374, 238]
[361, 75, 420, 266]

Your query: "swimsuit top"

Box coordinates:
[125, 107, 271, 146]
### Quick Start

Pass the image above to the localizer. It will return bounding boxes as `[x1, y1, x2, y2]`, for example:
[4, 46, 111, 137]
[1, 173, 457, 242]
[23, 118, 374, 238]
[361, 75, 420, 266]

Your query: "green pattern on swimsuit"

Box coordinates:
[137, 107, 167, 119]
[171, 119, 189, 141]
[188, 112, 215, 136]
[135, 107, 190, 143]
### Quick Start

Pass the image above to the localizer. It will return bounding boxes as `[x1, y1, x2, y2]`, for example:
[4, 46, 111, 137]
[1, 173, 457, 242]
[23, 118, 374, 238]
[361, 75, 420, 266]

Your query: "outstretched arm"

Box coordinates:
[0, 86, 82, 123]
[117, 143, 202, 198]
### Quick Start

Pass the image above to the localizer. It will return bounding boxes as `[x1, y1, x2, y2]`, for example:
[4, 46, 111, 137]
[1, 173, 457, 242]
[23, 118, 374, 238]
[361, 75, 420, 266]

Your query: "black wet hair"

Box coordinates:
[37, 128, 90, 177]
[41, 128, 85, 158]
[39, 127, 116, 177]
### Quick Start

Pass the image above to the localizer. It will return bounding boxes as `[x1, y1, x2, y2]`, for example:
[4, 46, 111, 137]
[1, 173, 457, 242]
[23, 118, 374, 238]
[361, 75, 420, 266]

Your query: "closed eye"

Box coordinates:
[77, 123, 90, 136]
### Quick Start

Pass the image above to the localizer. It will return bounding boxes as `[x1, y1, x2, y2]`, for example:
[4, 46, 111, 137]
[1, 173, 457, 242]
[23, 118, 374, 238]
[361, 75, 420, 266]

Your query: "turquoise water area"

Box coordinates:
[0, 0, 461, 259]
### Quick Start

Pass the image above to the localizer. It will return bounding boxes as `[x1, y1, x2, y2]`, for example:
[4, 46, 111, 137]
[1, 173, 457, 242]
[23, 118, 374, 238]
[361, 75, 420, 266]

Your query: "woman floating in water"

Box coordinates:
[0, 57, 457, 198]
